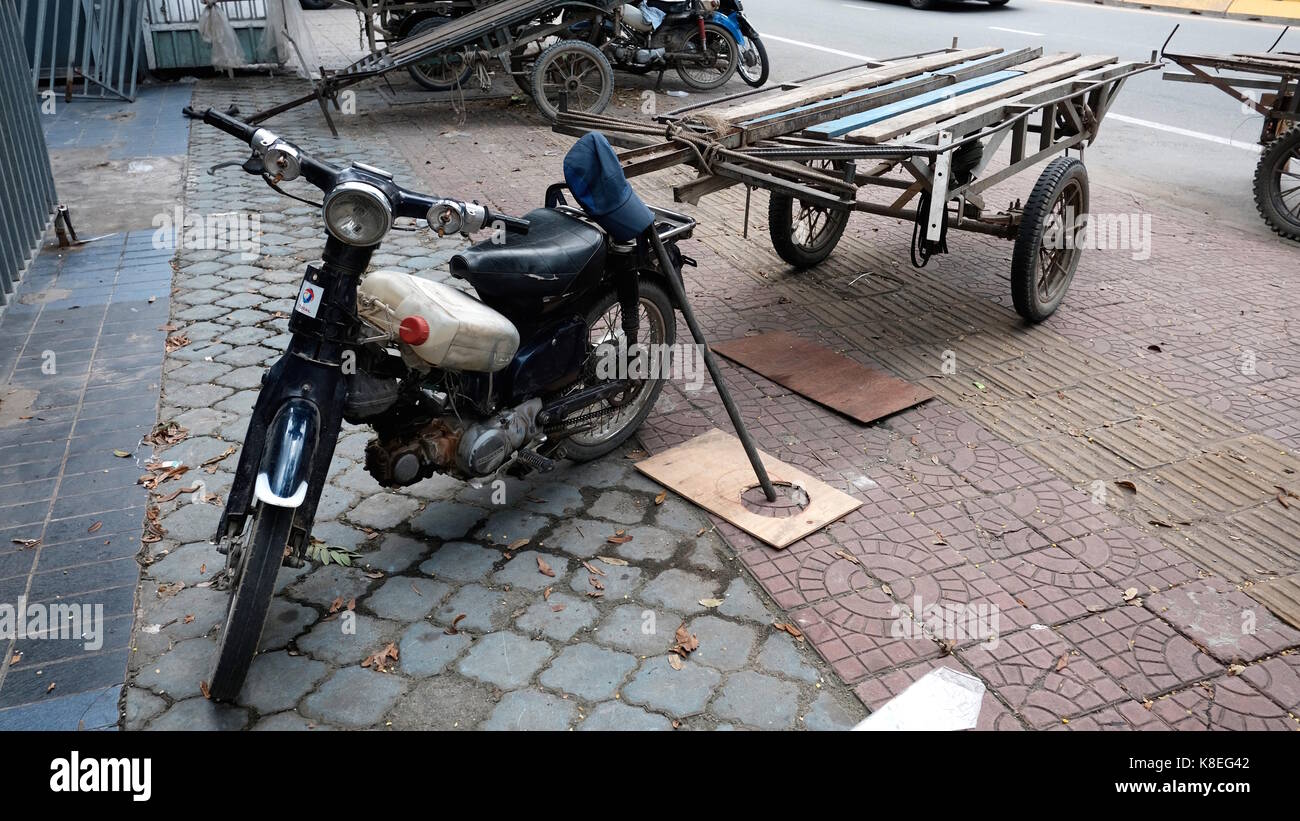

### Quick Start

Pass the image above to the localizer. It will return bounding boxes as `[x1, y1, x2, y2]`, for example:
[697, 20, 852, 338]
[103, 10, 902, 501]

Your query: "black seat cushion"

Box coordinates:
[450, 208, 606, 301]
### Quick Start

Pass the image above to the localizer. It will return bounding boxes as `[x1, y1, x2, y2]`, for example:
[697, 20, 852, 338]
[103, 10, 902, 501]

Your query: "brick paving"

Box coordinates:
[5, 13, 1299, 728]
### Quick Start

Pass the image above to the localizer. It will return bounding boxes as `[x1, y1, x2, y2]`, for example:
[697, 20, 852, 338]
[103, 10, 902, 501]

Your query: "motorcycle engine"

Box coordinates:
[364, 398, 544, 487]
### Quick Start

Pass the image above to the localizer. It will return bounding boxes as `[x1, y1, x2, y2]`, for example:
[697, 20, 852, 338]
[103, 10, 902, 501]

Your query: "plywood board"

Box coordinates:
[1251, 573, 1300, 631]
[635, 429, 861, 549]
[712, 331, 933, 424]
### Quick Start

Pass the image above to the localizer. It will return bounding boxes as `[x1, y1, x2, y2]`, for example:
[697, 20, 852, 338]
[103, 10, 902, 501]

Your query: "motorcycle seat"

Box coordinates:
[450, 207, 606, 300]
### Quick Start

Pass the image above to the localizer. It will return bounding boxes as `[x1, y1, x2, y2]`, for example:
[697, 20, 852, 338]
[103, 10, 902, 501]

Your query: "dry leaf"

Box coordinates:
[88, 521, 103, 534]
[537, 556, 556, 577]
[586, 590, 605, 599]
[346, 598, 356, 611]
[508, 538, 530, 551]
[183, 614, 195, 625]
[11, 538, 40, 549]
[1114, 480, 1138, 493]
[551, 604, 566, 613]
[445, 614, 467, 635]
[596, 555, 628, 567]
[773, 621, 804, 641]
[589, 576, 605, 591]
[668, 654, 684, 671]
[1227, 663, 1246, 676]
[199, 680, 211, 700]
[543, 586, 553, 601]
[112, 449, 131, 458]
[1123, 587, 1139, 601]
[834, 550, 860, 566]
[1055, 654, 1069, 671]
[47, 682, 56, 693]
[699, 598, 724, 608]
[582, 561, 605, 577]
[671, 624, 700, 657]
[606, 534, 633, 545]
[654, 491, 667, 506]
[361, 642, 400, 673]
[329, 596, 344, 614]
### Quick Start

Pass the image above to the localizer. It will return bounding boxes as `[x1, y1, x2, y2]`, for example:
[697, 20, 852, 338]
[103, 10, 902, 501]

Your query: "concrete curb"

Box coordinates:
[1059, 0, 1300, 26]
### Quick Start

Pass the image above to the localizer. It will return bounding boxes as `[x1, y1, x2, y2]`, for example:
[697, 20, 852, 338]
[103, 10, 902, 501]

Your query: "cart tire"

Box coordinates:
[986, 0, 1011, 5]
[1011, 156, 1089, 323]
[405, 17, 474, 92]
[1253, 126, 1300, 242]
[768, 160, 852, 269]
[675, 23, 740, 91]
[909, 0, 935, 8]
[530, 40, 614, 122]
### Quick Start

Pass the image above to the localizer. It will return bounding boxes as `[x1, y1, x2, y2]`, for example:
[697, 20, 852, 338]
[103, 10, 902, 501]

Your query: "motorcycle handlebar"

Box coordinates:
[190, 106, 530, 236]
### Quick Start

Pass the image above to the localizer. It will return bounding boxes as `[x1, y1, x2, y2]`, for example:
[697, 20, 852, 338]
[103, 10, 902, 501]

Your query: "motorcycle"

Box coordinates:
[718, 0, 768, 88]
[186, 108, 697, 700]
[600, 1, 743, 91]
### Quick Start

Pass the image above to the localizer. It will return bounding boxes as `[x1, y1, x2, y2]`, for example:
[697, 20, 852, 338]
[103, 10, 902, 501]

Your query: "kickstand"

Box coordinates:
[644, 227, 778, 502]
[654, 69, 665, 91]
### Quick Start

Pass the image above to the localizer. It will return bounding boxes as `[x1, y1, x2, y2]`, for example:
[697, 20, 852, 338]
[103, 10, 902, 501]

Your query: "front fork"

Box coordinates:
[217, 238, 370, 564]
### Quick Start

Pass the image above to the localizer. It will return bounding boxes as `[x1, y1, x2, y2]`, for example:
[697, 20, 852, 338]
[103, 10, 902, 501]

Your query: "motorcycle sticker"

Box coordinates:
[295, 278, 323, 319]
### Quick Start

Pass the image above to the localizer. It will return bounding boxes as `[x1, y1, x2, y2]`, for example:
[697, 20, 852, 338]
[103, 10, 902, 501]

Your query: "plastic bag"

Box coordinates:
[259, 0, 323, 79]
[198, 3, 246, 72]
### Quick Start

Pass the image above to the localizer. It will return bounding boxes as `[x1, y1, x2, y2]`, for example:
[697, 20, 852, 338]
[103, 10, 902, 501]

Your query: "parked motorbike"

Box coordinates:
[718, 0, 767, 88]
[187, 108, 696, 700]
[600, 1, 742, 91]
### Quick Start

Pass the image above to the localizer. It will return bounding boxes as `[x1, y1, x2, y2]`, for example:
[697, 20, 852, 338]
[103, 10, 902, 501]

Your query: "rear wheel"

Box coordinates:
[405, 16, 474, 91]
[530, 40, 614, 121]
[1011, 156, 1089, 323]
[207, 504, 294, 702]
[768, 159, 852, 268]
[552, 281, 676, 462]
[1253, 126, 1300, 241]
[675, 22, 739, 91]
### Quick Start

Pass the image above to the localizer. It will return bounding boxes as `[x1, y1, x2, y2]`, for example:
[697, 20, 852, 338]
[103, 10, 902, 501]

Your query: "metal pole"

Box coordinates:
[644, 227, 778, 503]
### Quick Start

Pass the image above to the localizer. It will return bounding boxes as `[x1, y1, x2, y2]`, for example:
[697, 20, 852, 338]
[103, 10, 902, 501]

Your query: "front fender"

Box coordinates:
[710, 12, 746, 46]
[254, 397, 319, 508]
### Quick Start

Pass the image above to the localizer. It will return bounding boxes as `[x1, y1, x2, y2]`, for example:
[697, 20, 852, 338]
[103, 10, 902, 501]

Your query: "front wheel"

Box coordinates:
[768, 159, 852, 268]
[675, 23, 740, 91]
[737, 32, 769, 88]
[207, 504, 295, 702]
[530, 40, 614, 121]
[552, 280, 677, 462]
[1253, 126, 1300, 241]
[1011, 156, 1089, 323]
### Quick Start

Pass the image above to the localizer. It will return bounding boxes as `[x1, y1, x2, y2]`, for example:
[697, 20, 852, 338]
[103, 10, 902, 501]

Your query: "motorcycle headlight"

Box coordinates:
[323, 181, 393, 246]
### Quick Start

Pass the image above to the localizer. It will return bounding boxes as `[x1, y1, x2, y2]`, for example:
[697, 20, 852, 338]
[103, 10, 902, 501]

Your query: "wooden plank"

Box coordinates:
[844, 54, 1119, 144]
[718, 47, 1003, 124]
[634, 429, 862, 550]
[712, 331, 933, 424]
[903, 62, 1146, 145]
[806, 70, 1024, 138]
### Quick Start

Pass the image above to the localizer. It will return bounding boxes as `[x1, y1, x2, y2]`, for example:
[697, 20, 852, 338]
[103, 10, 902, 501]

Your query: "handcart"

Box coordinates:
[554, 41, 1157, 322]
[1162, 25, 1300, 241]
[245, 0, 619, 134]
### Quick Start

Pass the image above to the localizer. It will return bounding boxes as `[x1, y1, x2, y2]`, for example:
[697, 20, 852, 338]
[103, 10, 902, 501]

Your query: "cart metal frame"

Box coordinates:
[555, 40, 1157, 320]
[247, 0, 615, 134]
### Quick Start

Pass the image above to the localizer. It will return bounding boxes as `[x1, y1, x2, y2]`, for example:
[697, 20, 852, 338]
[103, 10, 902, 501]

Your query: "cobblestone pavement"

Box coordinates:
[13, 37, 1297, 730]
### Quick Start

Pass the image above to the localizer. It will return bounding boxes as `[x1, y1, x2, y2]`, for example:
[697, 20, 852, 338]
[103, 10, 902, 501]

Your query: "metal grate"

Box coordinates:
[20, 0, 146, 101]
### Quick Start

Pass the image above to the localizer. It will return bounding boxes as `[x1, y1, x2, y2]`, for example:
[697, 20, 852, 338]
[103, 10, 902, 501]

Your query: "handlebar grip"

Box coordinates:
[195, 107, 258, 143]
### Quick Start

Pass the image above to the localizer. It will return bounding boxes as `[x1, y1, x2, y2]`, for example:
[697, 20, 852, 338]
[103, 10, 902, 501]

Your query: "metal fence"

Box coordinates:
[0, 2, 59, 310]
[20, 0, 145, 101]
[143, 0, 269, 71]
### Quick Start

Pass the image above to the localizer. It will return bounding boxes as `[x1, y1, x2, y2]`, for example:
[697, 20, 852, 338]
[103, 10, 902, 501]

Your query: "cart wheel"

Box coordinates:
[1011, 156, 1089, 323]
[1253, 126, 1300, 242]
[767, 160, 852, 269]
[530, 40, 614, 122]
[405, 17, 474, 92]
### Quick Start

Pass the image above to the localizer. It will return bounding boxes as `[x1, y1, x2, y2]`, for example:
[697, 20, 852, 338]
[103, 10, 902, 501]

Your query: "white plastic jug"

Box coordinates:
[357, 270, 519, 373]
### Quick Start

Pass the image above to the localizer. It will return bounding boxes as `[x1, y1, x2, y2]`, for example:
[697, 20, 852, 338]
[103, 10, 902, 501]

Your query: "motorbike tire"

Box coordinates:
[738, 33, 769, 88]
[405, 16, 475, 92]
[675, 22, 740, 91]
[554, 280, 677, 463]
[207, 504, 295, 702]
